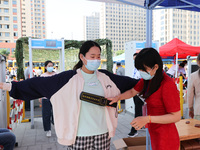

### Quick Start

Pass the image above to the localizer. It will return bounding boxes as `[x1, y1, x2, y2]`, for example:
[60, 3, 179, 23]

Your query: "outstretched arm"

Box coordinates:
[108, 87, 139, 105]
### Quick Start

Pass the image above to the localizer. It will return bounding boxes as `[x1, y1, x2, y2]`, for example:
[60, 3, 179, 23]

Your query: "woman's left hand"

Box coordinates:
[107, 96, 120, 105]
[130, 116, 149, 130]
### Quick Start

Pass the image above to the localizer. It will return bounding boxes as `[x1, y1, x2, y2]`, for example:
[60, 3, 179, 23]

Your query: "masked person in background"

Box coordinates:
[0, 41, 138, 149]
[128, 53, 144, 137]
[108, 48, 181, 150]
[39, 60, 56, 137]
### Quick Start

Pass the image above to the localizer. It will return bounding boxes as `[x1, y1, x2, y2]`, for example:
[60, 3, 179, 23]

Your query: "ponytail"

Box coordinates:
[73, 60, 83, 70]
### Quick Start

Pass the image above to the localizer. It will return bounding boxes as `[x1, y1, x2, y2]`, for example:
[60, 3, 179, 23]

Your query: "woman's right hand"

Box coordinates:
[0, 82, 3, 89]
[189, 108, 194, 118]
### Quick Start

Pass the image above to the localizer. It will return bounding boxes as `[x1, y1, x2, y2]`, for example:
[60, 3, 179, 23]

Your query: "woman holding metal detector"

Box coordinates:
[108, 48, 181, 150]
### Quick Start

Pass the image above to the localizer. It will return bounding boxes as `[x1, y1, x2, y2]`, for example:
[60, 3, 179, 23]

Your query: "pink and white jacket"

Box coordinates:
[8, 69, 138, 145]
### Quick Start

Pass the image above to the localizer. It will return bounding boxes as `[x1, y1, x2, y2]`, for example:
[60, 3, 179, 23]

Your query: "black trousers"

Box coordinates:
[42, 99, 54, 131]
[130, 95, 144, 133]
[25, 100, 30, 111]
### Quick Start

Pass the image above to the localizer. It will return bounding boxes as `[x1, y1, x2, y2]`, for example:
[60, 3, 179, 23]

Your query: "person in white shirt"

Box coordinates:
[36, 67, 43, 77]
[10, 68, 16, 79]
[166, 63, 186, 78]
[128, 53, 144, 137]
[53, 65, 59, 73]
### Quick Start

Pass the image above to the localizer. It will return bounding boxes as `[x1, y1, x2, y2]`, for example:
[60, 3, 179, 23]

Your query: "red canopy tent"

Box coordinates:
[159, 38, 200, 59]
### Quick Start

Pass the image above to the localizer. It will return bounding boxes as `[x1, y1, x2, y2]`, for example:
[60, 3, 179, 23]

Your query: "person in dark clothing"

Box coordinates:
[39, 60, 56, 137]
[0, 128, 16, 150]
[128, 53, 144, 137]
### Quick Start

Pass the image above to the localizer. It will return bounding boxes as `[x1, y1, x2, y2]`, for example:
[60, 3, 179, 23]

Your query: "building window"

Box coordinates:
[13, 16, 17, 21]
[13, 8, 17, 13]
[14, 32, 18, 36]
[4, 17, 9, 21]
[13, 25, 18, 29]
[4, 0, 8, 5]
[5, 25, 9, 29]
[0, 25, 2, 28]
[12, 0, 17, 5]
[4, 9, 9, 13]
[0, 32, 2, 36]
[5, 33, 10, 37]
[12, 48, 15, 52]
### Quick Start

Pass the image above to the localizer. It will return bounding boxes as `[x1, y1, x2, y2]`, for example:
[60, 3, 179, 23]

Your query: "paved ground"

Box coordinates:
[12, 104, 146, 150]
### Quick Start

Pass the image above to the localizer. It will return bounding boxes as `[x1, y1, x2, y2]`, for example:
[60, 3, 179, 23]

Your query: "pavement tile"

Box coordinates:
[21, 136, 36, 147]
[35, 135, 49, 144]
[27, 144, 42, 150]
[14, 146, 28, 150]
[42, 143, 57, 150]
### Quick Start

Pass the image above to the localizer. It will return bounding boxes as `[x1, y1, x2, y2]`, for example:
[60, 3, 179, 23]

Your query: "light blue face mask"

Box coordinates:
[47, 67, 54, 72]
[139, 69, 154, 80]
[84, 57, 101, 71]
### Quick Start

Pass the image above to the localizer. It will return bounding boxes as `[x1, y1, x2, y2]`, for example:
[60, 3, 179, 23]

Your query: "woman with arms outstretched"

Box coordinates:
[0, 40, 138, 150]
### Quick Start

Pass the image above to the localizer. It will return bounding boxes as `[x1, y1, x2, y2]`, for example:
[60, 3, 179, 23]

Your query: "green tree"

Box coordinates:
[15, 40, 25, 80]
[0, 49, 10, 57]
[116, 50, 124, 56]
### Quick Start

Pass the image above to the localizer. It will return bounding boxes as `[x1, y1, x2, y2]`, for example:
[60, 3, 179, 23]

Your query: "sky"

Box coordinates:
[46, 0, 101, 40]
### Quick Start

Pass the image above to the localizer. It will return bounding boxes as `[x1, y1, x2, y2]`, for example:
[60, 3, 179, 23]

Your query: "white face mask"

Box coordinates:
[139, 68, 154, 80]
[84, 57, 101, 71]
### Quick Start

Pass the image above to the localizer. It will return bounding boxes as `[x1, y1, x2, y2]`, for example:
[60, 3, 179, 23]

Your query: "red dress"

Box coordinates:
[134, 73, 180, 150]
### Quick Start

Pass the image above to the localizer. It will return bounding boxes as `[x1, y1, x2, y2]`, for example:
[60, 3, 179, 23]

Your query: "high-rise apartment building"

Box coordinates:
[100, 3, 146, 51]
[153, 9, 200, 46]
[0, 0, 46, 60]
[21, 0, 46, 38]
[0, 0, 22, 43]
[84, 12, 100, 40]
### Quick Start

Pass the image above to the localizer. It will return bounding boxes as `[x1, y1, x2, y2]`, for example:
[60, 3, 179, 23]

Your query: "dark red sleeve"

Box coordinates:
[134, 78, 144, 92]
[162, 80, 180, 113]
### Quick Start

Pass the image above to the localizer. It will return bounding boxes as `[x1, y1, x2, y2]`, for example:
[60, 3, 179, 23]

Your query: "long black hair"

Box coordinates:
[44, 60, 53, 72]
[135, 48, 163, 98]
[73, 41, 101, 70]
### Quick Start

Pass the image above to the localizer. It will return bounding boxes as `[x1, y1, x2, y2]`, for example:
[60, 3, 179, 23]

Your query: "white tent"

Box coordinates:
[113, 53, 125, 63]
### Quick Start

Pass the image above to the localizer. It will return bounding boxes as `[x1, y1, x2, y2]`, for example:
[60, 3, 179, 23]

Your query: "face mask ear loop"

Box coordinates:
[82, 56, 87, 66]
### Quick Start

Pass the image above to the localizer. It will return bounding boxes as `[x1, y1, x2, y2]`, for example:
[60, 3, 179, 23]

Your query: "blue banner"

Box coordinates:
[136, 42, 157, 49]
[31, 39, 62, 49]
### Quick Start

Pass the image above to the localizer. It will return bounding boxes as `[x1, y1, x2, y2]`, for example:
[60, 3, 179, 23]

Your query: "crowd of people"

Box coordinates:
[0, 40, 199, 150]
